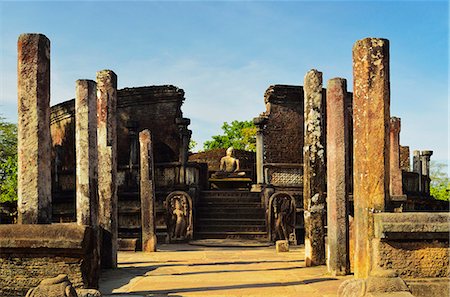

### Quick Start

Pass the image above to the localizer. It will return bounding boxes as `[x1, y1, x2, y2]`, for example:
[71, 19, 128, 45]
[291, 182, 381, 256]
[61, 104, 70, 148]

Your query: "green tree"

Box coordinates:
[0, 117, 18, 203]
[203, 120, 256, 152]
[429, 161, 450, 201]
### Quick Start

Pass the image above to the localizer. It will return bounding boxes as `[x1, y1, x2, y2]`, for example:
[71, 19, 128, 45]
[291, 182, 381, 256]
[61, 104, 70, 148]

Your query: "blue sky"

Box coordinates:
[0, 1, 448, 167]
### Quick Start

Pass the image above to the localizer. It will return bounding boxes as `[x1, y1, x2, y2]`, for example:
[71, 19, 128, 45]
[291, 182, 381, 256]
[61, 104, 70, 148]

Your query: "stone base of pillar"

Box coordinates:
[338, 269, 414, 297]
[250, 184, 264, 192]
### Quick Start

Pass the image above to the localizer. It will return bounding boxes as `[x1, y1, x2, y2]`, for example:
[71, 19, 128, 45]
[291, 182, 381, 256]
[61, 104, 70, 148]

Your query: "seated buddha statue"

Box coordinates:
[212, 147, 246, 178]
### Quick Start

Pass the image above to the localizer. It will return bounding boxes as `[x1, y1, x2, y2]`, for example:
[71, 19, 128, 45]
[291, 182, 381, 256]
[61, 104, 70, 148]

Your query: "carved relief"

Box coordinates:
[165, 191, 193, 242]
[268, 192, 296, 243]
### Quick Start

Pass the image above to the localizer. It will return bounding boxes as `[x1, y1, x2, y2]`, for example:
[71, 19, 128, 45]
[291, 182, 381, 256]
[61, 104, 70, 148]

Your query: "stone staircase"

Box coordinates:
[195, 190, 268, 240]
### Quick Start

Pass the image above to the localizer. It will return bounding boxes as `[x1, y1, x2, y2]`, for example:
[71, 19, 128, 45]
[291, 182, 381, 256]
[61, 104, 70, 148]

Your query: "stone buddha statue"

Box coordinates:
[212, 147, 245, 178]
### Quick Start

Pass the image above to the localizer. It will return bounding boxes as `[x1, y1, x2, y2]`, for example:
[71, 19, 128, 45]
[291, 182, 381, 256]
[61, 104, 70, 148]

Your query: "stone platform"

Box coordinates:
[100, 244, 352, 297]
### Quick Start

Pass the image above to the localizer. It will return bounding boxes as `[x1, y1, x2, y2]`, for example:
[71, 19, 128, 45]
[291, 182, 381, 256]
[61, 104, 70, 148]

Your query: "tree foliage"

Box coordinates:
[429, 161, 450, 201]
[203, 120, 256, 152]
[0, 117, 18, 203]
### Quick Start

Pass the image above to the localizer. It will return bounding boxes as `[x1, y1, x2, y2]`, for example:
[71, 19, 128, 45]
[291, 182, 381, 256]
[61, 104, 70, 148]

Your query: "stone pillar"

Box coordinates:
[421, 150, 433, 195]
[326, 78, 350, 276]
[303, 69, 326, 266]
[176, 118, 191, 185]
[420, 150, 433, 176]
[96, 70, 118, 268]
[352, 38, 390, 279]
[389, 117, 403, 197]
[253, 116, 267, 186]
[17, 33, 52, 224]
[399, 146, 410, 172]
[412, 150, 422, 192]
[139, 129, 157, 252]
[75, 80, 98, 226]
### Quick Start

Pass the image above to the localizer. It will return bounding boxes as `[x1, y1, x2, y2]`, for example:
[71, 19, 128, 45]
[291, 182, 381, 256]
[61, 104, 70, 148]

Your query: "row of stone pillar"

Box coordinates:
[17, 33, 119, 268]
[301, 38, 414, 277]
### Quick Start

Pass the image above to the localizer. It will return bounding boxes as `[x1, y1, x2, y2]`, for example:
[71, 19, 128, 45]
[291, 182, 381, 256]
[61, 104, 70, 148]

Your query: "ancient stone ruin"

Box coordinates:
[0, 32, 448, 297]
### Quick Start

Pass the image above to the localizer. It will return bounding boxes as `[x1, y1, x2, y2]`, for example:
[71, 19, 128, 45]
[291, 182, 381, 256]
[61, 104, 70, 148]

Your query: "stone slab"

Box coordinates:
[373, 212, 450, 239]
[0, 224, 99, 297]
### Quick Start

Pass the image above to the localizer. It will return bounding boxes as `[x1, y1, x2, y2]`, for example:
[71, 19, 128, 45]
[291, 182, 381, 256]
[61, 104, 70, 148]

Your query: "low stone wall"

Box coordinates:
[0, 224, 99, 297]
[372, 212, 449, 296]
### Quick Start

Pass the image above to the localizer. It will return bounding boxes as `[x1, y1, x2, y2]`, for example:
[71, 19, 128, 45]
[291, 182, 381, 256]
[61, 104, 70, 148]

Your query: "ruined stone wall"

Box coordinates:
[262, 85, 304, 164]
[116, 86, 184, 165]
[50, 85, 184, 178]
[0, 224, 98, 297]
[373, 213, 449, 279]
[50, 85, 186, 223]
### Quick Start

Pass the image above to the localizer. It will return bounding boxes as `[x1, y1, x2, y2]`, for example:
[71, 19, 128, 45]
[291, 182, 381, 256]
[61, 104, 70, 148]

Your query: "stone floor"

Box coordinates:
[100, 244, 353, 297]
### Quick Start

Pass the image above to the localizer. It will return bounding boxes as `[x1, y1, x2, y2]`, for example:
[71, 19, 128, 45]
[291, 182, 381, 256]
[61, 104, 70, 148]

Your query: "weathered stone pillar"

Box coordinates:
[176, 118, 191, 185]
[326, 78, 350, 276]
[421, 150, 433, 195]
[389, 117, 403, 197]
[412, 150, 421, 174]
[420, 150, 433, 176]
[412, 150, 422, 192]
[76, 80, 98, 226]
[303, 69, 326, 266]
[253, 116, 267, 185]
[352, 38, 390, 278]
[96, 70, 118, 268]
[139, 129, 157, 252]
[399, 145, 410, 171]
[17, 33, 52, 224]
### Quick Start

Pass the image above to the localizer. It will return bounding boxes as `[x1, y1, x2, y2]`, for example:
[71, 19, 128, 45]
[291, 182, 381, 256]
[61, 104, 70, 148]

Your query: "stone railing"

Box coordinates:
[263, 163, 303, 187]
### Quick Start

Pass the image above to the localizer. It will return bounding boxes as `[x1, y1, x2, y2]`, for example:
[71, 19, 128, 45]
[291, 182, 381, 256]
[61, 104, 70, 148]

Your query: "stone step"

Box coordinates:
[197, 202, 262, 207]
[200, 196, 261, 203]
[196, 209, 265, 220]
[196, 218, 266, 226]
[201, 190, 260, 198]
[195, 224, 267, 233]
[195, 231, 268, 240]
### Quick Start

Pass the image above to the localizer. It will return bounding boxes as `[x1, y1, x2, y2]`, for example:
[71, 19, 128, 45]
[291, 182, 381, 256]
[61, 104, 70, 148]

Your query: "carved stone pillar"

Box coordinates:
[176, 118, 191, 185]
[421, 150, 433, 195]
[17, 33, 52, 224]
[420, 150, 433, 177]
[303, 69, 326, 266]
[352, 37, 390, 279]
[253, 116, 267, 186]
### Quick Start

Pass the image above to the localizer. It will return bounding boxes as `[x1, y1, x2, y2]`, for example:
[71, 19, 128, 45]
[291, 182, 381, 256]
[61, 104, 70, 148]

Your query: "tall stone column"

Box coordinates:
[326, 78, 350, 276]
[412, 150, 422, 192]
[253, 116, 267, 185]
[176, 118, 191, 185]
[303, 69, 326, 266]
[389, 117, 403, 198]
[17, 33, 52, 224]
[352, 38, 390, 278]
[97, 70, 118, 268]
[76, 80, 98, 226]
[139, 129, 157, 252]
